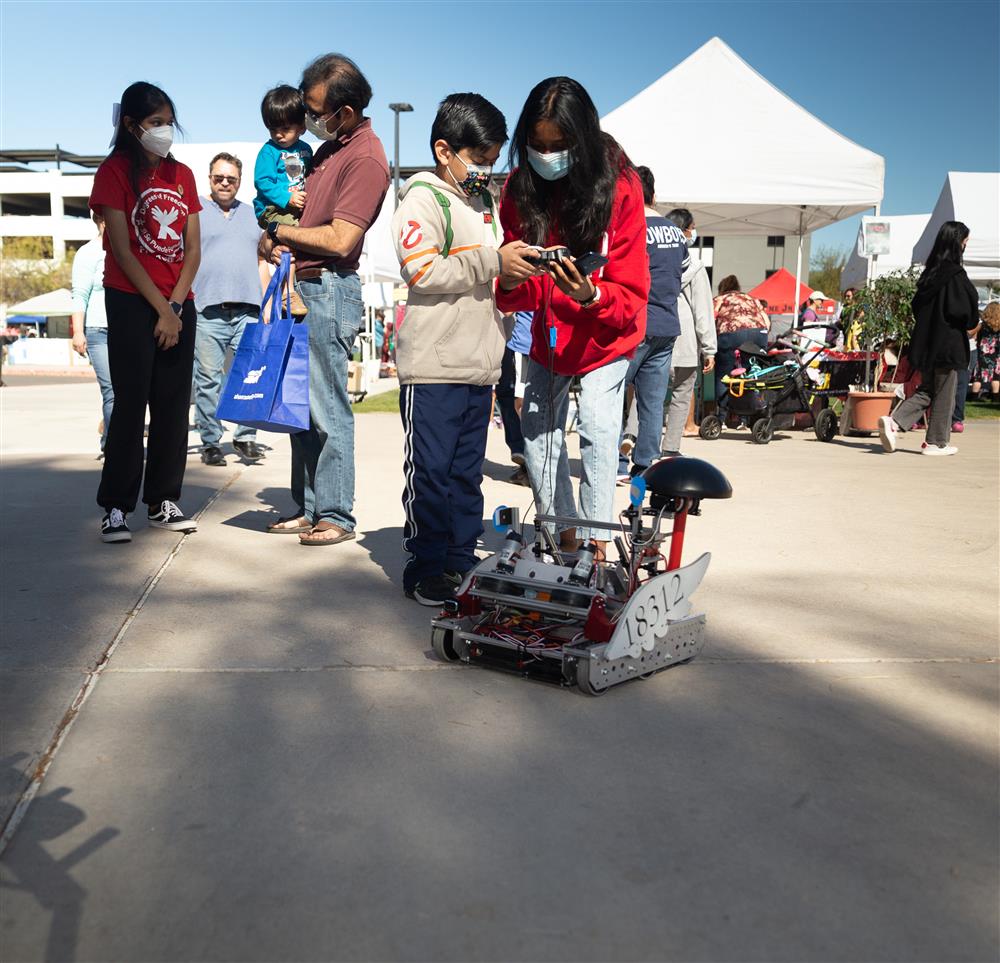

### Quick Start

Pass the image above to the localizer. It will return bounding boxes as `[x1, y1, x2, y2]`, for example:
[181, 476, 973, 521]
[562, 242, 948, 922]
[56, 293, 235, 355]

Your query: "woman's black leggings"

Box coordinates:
[97, 290, 196, 513]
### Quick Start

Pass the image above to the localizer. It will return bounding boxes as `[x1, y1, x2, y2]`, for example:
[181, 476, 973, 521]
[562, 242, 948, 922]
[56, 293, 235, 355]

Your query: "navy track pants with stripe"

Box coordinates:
[399, 383, 492, 592]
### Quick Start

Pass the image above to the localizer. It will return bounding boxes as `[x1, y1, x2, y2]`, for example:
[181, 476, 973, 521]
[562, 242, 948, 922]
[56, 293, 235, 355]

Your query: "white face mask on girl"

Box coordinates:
[138, 123, 173, 158]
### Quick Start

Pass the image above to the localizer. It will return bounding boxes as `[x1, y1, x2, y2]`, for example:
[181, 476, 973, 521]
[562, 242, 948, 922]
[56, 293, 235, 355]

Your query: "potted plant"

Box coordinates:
[844, 269, 919, 432]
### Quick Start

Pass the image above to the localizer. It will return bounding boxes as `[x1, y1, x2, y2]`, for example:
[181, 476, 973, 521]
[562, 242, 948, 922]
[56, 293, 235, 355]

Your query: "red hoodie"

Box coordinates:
[496, 168, 650, 376]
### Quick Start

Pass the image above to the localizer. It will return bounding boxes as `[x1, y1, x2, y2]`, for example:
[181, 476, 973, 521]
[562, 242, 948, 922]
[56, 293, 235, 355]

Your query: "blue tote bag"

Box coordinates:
[217, 253, 309, 433]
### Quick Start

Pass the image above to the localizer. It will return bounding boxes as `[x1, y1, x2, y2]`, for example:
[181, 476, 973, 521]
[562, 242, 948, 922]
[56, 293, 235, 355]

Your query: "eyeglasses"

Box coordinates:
[210, 175, 239, 185]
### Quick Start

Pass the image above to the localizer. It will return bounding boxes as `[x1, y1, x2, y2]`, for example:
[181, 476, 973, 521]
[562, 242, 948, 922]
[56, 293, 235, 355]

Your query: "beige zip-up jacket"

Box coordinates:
[391, 172, 508, 386]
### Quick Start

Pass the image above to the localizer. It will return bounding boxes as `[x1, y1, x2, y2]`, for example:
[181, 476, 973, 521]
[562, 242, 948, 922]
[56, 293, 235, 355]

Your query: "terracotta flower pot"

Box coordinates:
[847, 391, 896, 432]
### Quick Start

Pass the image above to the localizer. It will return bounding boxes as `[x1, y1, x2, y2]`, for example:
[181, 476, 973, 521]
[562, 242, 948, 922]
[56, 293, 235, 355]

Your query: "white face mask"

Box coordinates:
[305, 108, 344, 142]
[138, 123, 173, 158]
[686, 228, 698, 246]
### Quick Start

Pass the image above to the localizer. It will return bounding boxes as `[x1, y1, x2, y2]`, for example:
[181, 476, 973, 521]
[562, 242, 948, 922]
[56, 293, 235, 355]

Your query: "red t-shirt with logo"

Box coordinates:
[89, 153, 202, 299]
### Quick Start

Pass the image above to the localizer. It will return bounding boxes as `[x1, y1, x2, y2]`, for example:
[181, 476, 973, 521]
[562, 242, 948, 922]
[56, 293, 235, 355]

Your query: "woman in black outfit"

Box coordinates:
[878, 221, 979, 456]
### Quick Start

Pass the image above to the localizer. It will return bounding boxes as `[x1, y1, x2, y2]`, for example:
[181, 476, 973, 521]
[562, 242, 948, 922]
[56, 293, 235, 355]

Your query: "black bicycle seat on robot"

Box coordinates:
[642, 457, 733, 504]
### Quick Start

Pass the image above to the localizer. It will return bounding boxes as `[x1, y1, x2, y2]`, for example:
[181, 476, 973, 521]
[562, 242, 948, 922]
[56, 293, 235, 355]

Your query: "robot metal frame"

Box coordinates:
[429, 457, 733, 695]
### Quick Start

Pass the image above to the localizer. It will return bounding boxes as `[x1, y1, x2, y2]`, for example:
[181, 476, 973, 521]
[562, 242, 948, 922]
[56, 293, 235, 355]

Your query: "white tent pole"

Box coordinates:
[793, 206, 804, 338]
[864, 202, 881, 389]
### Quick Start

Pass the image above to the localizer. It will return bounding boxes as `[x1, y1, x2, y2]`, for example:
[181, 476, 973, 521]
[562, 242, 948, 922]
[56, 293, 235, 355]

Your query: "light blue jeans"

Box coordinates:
[618, 334, 676, 473]
[85, 326, 114, 451]
[291, 270, 363, 530]
[194, 305, 258, 446]
[522, 355, 629, 542]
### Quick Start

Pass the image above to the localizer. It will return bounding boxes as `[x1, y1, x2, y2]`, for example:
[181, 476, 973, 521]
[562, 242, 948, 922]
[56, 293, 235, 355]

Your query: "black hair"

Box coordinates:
[506, 76, 633, 253]
[718, 275, 740, 294]
[635, 166, 655, 206]
[922, 220, 969, 276]
[666, 207, 694, 231]
[430, 93, 507, 161]
[111, 81, 181, 193]
[300, 53, 372, 114]
[261, 85, 305, 130]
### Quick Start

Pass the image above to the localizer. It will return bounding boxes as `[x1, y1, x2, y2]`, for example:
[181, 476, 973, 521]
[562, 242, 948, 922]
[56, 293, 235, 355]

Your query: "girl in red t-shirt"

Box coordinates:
[496, 77, 650, 560]
[89, 82, 202, 543]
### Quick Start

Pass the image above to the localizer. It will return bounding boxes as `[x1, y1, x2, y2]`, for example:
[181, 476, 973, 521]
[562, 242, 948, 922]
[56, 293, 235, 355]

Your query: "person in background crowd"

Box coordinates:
[192, 152, 265, 468]
[878, 221, 979, 456]
[89, 81, 201, 543]
[661, 207, 715, 456]
[617, 166, 684, 481]
[951, 308, 981, 432]
[392, 93, 535, 605]
[972, 301, 1000, 404]
[373, 307, 385, 356]
[260, 53, 389, 544]
[495, 310, 533, 485]
[254, 85, 313, 318]
[70, 210, 113, 455]
[713, 274, 769, 401]
[496, 76, 650, 560]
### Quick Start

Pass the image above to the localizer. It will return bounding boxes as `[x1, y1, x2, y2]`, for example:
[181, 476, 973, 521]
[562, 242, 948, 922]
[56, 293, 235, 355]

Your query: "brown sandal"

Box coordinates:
[267, 515, 312, 534]
[299, 522, 356, 546]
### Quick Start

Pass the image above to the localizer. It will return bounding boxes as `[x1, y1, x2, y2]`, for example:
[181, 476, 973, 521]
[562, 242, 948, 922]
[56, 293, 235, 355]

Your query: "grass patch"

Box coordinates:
[352, 388, 400, 414]
[964, 399, 1000, 420]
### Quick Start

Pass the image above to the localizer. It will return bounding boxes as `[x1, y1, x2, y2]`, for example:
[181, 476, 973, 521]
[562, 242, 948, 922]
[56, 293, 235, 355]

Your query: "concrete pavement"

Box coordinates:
[1, 378, 997, 961]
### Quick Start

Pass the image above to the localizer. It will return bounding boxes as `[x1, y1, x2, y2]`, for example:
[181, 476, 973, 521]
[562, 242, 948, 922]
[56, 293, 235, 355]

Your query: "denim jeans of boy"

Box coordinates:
[194, 305, 258, 447]
[291, 270, 363, 530]
[85, 326, 114, 451]
[618, 334, 676, 474]
[522, 355, 628, 542]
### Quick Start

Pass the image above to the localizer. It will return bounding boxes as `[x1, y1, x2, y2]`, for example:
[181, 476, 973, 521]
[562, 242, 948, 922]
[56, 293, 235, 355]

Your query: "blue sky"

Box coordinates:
[2, 0, 997, 259]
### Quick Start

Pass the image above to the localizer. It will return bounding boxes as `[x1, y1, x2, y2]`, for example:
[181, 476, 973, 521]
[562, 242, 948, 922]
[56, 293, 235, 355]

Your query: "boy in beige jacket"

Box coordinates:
[392, 93, 536, 605]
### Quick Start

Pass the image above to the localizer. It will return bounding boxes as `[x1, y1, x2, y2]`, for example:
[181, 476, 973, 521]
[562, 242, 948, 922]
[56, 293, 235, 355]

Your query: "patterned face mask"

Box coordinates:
[449, 150, 492, 196]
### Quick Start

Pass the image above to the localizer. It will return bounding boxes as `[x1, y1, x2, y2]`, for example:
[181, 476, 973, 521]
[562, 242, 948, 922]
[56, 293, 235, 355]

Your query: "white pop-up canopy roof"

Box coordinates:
[841, 213, 930, 290]
[7, 288, 74, 316]
[601, 37, 885, 237]
[911, 172, 1000, 283]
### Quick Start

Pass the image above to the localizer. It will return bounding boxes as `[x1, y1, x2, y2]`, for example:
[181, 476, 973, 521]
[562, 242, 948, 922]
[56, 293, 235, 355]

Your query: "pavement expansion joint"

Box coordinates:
[0, 468, 244, 857]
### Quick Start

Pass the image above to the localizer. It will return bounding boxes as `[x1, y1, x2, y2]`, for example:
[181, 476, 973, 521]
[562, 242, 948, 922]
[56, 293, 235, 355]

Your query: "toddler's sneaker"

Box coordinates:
[147, 500, 198, 533]
[101, 508, 131, 543]
[951, 421, 964, 433]
[877, 415, 898, 452]
[921, 444, 958, 456]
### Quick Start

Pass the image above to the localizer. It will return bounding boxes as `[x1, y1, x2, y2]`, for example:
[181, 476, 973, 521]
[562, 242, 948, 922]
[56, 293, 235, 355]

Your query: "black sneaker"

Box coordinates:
[200, 445, 226, 467]
[101, 508, 131, 543]
[405, 575, 455, 607]
[147, 500, 198, 533]
[233, 440, 265, 462]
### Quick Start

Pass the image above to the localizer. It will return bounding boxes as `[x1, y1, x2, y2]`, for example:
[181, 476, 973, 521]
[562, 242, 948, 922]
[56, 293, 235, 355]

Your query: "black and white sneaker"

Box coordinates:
[405, 575, 455, 607]
[101, 508, 131, 543]
[147, 500, 198, 533]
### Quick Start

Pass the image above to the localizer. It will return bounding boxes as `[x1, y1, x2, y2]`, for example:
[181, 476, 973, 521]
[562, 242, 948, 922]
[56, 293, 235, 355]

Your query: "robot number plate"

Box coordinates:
[603, 552, 711, 661]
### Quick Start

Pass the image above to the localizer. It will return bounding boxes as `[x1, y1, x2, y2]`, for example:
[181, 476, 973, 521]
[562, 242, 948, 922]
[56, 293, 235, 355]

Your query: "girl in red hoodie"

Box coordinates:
[497, 77, 650, 557]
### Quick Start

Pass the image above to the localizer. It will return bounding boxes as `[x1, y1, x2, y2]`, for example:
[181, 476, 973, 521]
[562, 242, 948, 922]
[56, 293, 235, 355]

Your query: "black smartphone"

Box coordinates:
[572, 251, 609, 275]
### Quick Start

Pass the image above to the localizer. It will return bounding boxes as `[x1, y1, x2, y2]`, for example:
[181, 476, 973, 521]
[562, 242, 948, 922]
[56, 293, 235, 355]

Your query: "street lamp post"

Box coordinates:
[388, 102, 413, 208]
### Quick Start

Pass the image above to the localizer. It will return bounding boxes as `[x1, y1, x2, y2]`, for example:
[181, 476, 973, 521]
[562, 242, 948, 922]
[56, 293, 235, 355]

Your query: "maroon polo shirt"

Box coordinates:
[295, 118, 390, 272]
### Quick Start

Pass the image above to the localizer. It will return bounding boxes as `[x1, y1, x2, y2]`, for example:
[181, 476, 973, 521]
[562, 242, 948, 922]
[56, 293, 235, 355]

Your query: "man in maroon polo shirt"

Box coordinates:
[260, 53, 390, 545]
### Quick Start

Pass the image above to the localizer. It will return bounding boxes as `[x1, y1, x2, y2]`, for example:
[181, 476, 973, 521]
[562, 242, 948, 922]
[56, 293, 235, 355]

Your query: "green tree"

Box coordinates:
[808, 245, 849, 297]
[1, 239, 74, 308]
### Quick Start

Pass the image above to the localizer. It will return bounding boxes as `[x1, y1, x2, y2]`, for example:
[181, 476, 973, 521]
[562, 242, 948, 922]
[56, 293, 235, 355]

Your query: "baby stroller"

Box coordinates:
[699, 325, 834, 445]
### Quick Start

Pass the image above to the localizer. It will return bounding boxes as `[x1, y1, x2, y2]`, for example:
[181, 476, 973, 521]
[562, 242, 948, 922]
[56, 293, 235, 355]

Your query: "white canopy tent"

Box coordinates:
[6, 288, 75, 316]
[841, 213, 930, 290]
[911, 172, 1000, 283]
[601, 36, 885, 312]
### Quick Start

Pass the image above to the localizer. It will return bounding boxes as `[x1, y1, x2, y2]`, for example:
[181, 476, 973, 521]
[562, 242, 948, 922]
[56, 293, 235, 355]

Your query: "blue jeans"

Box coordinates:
[522, 355, 629, 543]
[194, 304, 258, 446]
[291, 270, 363, 529]
[618, 334, 676, 473]
[495, 347, 525, 458]
[85, 326, 114, 450]
[954, 348, 976, 422]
